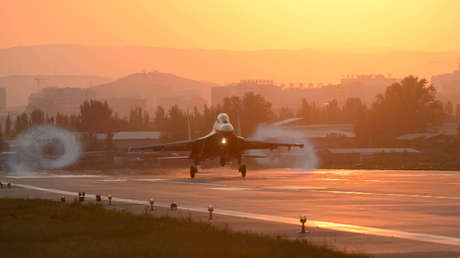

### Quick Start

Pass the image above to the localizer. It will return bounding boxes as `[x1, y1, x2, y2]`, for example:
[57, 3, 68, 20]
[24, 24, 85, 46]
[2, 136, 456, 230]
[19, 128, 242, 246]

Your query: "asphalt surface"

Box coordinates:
[2, 168, 460, 257]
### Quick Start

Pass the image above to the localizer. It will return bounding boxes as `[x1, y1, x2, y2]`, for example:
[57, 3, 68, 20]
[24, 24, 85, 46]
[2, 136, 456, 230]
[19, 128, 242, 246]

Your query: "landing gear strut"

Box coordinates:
[190, 166, 198, 179]
[238, 164, 247, 178]
[219, 157, 225, 167]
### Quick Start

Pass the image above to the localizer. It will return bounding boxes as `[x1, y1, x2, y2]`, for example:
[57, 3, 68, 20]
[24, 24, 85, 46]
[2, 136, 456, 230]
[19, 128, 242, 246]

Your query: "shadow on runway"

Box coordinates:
[168, 175, 260, 184]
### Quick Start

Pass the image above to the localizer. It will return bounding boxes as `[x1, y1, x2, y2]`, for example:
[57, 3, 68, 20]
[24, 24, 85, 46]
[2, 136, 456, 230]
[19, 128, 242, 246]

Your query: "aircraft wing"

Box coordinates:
[242, 139, 304, 150]
[154, 156, 191, 160]
[242, 154, 268, 158]
[129, 139, 195, 152]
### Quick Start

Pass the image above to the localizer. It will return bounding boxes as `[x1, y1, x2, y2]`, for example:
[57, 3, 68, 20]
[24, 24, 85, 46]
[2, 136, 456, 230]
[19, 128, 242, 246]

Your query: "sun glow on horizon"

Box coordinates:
[1, 0, 460, 52]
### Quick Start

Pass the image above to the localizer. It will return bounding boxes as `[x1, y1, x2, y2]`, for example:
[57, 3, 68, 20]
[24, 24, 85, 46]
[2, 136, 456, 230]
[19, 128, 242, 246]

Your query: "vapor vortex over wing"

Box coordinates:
[6, 125, 81, 172]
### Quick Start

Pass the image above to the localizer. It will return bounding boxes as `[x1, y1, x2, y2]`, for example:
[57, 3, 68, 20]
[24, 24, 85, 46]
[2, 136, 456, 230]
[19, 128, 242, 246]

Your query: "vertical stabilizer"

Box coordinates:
[186, 111, 192, 140]
[237, 112, 242, 136]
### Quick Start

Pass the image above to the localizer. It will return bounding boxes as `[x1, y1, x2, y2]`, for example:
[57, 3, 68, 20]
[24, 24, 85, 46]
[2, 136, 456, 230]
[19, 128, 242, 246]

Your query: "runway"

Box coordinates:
[2, 168, 460, 257]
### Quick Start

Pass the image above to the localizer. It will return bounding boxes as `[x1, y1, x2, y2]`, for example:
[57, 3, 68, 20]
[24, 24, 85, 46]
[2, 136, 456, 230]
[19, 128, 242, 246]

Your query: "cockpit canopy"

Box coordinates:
[217, 113, 230, 124]
[214, 113, 233, 132]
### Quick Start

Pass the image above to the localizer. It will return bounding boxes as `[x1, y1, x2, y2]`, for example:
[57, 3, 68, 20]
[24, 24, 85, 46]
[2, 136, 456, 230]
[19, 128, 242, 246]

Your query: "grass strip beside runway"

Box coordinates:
[0, 198, 368, 258]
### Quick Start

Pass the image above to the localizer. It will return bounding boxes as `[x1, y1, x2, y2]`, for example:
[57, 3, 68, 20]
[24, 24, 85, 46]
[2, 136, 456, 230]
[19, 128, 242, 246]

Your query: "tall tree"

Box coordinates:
[201, 104, 218, 135]
[55, 113, 70, 128]
[242, 92, 274, 134]
[166, 105, 187, 140]
[355, 76, 444, 142]
[129, 107, 144, 130]
[278, 107, 295, 121]
[4, 113, 11, 137]
[446, 101, 453, 117]
[221, 96, 242, 125]
[153, 106, 167, 131]
[221, 92, 274, 136]
[456, 104, 460, 122]
[297, 99, 313, 123]
[13, 113, 29, 135]
[343, 98, 367, 123]
[79, 100, 113, 134]
[30, 109, 46, 126]
[0, 122, 3, 145]
[325, 99, 340, 123]
[457, 122, 460, 139]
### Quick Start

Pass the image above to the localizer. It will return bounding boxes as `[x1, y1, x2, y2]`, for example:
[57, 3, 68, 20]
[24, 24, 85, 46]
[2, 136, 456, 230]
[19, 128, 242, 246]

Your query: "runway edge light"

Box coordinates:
[79, 192, 84, 202]
[149, 198, 154, 211]
[108, 194, 112, 205]
[299, 216, 308, 234]
[208, 204, 214, 220]
[170, 201, 177, 211]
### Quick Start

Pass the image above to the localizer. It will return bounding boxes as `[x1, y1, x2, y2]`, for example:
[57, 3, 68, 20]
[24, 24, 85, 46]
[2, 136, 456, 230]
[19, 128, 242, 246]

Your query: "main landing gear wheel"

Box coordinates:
[190, 166, 198, 179]
[239, 164, 247, 178]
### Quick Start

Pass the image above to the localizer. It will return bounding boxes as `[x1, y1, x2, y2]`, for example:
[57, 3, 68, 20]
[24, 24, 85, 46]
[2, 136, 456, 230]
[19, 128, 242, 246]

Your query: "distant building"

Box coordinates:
[287, 123, 355, 138]
[94, 131, 161, 150]
[0, 88, 6, 112]
[27, 87, 96, 115]
[211, 75, 398, 110]
[396, 122, 458, 140]
[157, 90, 207, 111]
[431, 61, 460, 103]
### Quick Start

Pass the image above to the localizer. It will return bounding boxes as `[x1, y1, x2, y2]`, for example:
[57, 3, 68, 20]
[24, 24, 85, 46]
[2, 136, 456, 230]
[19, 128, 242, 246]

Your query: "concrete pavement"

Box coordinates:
[2, 168, 460, 257]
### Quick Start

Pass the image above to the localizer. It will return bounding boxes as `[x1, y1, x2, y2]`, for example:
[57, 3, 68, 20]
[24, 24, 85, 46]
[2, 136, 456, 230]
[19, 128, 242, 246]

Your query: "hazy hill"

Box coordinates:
[0, 75, 112, 108]
[90, 71, 216, 104]
[1, 45, 459, 88]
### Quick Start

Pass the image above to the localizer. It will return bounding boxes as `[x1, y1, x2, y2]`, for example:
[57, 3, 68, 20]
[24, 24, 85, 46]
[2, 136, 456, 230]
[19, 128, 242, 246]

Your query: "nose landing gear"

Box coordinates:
[219, 157, 226, 167]
[238, 164, 246, 178]
[190, 166, 198, 179]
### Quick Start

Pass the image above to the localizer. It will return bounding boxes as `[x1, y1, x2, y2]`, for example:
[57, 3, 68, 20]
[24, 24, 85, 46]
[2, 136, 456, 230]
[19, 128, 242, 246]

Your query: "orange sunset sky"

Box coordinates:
[1, 0, 460, 52]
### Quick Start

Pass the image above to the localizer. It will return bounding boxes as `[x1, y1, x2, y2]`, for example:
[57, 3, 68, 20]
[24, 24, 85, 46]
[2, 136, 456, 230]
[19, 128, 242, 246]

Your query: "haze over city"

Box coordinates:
[1, 0, 460, 85]
[2, 1, 460, 258]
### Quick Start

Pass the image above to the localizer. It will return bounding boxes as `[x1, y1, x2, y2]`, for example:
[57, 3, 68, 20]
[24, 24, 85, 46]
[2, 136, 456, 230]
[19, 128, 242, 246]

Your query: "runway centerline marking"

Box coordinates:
[97, 179, 128, 182]
[13, 183, 460, 247]
[5, 174, 104, 179]
[313, 189, 460, 200]
[266, 186, 326, 190]
[136, 178, 460, 200]
[133, 179, 169, 182]
[209, 187, 254, 191]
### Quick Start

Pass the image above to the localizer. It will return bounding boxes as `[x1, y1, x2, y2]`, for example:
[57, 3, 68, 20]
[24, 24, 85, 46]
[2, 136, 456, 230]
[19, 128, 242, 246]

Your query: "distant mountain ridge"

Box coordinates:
[0, 75, 112, 108]
[1, 44, 459, 87]
[90, 71, 216, 104]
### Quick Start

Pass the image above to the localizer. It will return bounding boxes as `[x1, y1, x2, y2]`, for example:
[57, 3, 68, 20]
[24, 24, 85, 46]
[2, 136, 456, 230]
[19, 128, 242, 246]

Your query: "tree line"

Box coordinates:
[0, 93, 274, 141]
[0, 76, 454, 144]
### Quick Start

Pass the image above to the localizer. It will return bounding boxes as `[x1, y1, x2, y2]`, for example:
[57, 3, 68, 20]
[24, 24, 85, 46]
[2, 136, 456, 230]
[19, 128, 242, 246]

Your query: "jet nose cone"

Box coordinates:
[220, 124, 234, 132]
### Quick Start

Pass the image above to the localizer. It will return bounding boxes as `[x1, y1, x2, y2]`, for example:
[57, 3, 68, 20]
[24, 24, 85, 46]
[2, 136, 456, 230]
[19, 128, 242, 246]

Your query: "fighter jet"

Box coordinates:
[130, 113, 303, 178]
